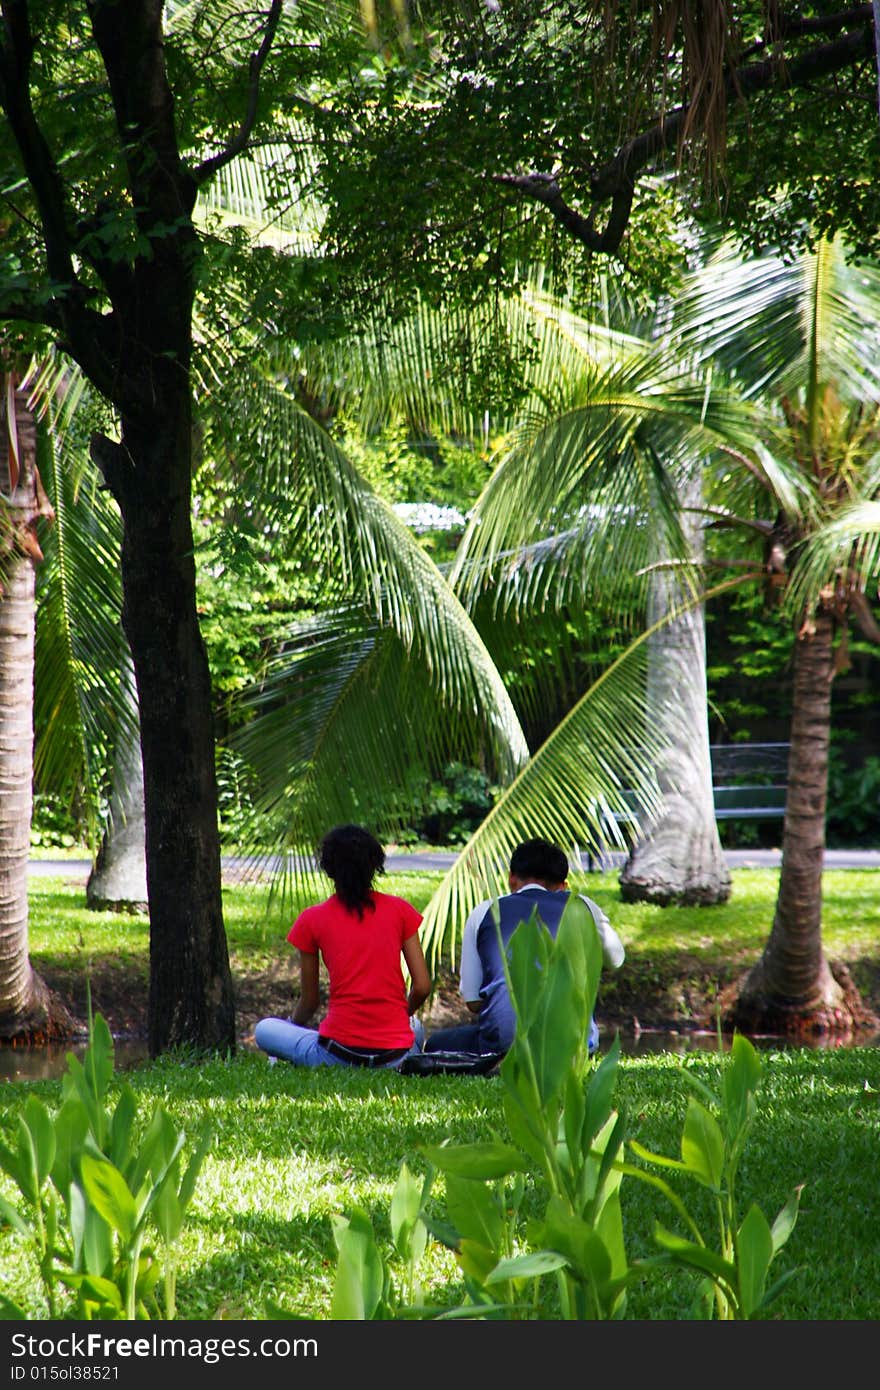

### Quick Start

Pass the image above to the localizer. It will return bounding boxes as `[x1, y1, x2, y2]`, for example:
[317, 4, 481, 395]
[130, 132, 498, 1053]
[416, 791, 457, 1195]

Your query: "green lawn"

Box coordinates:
[2, 867, 880, 1321]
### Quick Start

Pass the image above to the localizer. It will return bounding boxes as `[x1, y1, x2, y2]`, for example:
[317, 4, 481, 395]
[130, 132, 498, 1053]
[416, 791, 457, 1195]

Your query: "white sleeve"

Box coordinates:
[580, 895, 625, 970]
[459, 901, 490, 1001]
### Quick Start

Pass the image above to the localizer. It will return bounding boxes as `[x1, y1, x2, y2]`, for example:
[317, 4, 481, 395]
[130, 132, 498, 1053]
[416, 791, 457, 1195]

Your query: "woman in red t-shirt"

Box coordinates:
[254, 824, 432, 1068]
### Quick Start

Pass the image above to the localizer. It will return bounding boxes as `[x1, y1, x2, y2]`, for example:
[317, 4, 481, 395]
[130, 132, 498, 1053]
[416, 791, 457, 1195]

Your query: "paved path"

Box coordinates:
[27, 846, 880, 880]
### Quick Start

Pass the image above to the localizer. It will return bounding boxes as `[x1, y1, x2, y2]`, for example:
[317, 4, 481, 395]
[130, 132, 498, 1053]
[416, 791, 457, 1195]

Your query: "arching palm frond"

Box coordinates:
[229, 601, 508, 901]
[200, 364, 528, 781]
[31, 397, 128, 849]
[448, 348, 758, 616]
[785, 497, 880, 618]
[416, 620, 677, 969]
[673, 237, 880, 409]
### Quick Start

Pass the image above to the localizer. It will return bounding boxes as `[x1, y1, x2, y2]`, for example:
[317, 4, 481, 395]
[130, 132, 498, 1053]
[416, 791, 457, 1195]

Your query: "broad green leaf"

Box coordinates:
[0, 1191, 30, 1238]
[758, 1265, 803, 1311]
[722, 1033, 762, 1140]
[68, 1185, 113, 1278]
[582, 1111, 626, 1217]
[505, 912, 552, 1031]
[736, 1203, 773, 1318]
[594, 1188, 627, 1284]
[79, 1014, 115, 1104]
[540, 1197, 613, 1288]
[22, 1097, 56, 1190]
[680, 1098, 725, 1189]
[420, 1142, 529, 1180]
[389, 1162, 423, 1259]
[79, 1154, 137, 1243]
[555, 897, 602, 1020]
[627, 1138, 691, 1174]
[583, 1034, 621, 1151]
[444, 1174, 504, 1253]
[152, 1182, 183, 1246]
[456, 1236, 500, 1285]
[770, 1185, 803, 1255]
[0, 1137, 25, 1192]
[528, 952, 585, 1102]
[57, 1272, 124, 1312]
[50, 1099, 89, 1197]
[485, 1249, 569, 1284]
[177, 1123, 213, 1214]
[108, 1086, 138, 1176]
[330, 1208, 386, 1320]
[653, 1223, 738, 1290]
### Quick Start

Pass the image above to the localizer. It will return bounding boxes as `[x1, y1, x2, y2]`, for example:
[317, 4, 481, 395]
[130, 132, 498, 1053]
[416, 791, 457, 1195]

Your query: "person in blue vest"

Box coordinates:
[423, 837, 625, 1058]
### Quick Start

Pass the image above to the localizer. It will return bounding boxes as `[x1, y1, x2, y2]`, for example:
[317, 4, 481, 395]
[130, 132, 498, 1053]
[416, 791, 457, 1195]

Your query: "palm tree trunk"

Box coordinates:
[619, 466, 731, 905]
[730, 606, 872, 1034]
[86, 657, 148, 913]
[0, 375, 74, 1041]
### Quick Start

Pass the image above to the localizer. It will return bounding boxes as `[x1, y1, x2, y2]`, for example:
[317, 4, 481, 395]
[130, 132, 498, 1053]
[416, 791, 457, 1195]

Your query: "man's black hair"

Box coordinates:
[509, 838, 569, 884]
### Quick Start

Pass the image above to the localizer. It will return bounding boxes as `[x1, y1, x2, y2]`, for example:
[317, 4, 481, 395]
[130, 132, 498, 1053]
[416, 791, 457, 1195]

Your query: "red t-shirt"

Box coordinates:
[288, 891, 423, 1048]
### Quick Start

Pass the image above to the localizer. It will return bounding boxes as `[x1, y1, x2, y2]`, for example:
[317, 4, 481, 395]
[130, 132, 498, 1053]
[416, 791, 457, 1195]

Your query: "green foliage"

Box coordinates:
[29, 794, 81, 851]
[397, 761, 501, 847]
[626, 1033, 802, 1319]
[827, 753, 880, 847]
[0, 1010, 211, 1320]
[325, 895, 803, 1321]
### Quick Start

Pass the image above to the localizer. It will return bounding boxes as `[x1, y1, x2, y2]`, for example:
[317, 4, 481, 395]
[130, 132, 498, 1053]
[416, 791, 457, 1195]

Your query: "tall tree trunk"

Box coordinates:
[0, 375, 74, 1041]
[728, 607, 874, 1035]
[86, 656, 148, 913]
[619, 468, 731, 906]
[92, 367, 235, 1057]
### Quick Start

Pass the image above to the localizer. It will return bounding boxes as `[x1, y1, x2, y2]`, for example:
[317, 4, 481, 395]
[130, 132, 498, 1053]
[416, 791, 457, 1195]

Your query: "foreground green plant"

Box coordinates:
[329, 897, 803, 1319]
[626, 1030, 802, 1318]
[0, 1010, 211, 1319]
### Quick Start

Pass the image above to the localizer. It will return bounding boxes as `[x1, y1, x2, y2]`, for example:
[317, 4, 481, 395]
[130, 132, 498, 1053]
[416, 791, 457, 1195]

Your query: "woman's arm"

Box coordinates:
[402, 934, 432, 1015]
[292, 950, 320, 1025]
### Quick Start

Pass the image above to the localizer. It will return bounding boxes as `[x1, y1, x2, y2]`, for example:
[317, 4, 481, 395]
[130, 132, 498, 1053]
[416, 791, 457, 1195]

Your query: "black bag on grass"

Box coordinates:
[399, 1050, 503, 1077]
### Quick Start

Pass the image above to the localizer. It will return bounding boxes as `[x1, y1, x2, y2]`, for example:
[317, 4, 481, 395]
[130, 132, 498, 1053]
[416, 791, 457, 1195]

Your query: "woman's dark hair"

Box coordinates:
[318, 824, 386, 918]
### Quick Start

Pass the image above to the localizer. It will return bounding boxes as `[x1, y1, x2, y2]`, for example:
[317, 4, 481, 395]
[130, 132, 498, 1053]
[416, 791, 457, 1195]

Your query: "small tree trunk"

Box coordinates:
[619, 468, 731, 906]
[0, 376, 75, 1041]
[86, 658, 148, 913]
[728, 607, 877, 1036]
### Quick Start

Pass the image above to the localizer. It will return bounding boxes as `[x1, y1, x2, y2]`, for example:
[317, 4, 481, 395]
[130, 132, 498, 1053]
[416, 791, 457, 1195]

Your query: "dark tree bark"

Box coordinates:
[727, 606, 879, 1036]
[0, 0, 248, 1055]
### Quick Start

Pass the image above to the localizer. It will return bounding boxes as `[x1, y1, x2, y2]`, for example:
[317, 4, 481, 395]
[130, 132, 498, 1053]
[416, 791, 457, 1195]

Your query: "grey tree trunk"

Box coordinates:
[618, 468, 731, 906]
[729, 606, 872, 1035]
[86, 658, 148, 913]
[0, 375, 74, 1040]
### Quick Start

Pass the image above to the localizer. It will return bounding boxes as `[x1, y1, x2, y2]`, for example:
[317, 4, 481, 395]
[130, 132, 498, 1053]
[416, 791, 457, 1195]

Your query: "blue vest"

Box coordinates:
[474, 887, 600, 1054]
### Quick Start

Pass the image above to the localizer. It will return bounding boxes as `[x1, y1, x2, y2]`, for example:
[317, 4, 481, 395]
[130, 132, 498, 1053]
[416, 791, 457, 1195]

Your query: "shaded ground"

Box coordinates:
[37, 947, 880, 1050]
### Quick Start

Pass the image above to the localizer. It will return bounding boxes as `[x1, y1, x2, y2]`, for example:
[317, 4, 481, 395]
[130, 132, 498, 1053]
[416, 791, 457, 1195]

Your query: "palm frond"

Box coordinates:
[199, 365, 529, 777]
[33, 410, 128, 847]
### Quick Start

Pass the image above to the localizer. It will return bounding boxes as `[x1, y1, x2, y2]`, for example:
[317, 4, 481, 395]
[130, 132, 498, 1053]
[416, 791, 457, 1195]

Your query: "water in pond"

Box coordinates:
[4, 1026, 880, 1084]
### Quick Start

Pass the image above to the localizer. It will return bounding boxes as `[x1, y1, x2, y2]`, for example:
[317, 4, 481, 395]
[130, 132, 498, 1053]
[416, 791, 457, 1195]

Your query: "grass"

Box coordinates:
[3, 866, 880, 1320]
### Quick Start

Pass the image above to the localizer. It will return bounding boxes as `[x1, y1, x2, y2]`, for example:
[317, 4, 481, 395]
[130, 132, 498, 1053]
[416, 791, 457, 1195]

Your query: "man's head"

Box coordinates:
[508, 838, 569, 891]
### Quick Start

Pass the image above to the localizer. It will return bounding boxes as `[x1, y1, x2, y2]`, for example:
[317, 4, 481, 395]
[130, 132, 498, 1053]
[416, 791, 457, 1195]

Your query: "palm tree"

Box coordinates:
[427, 236, 880, 1035]
[224, 279, 757, 950]
[303, 280, 733, 912]
[0, 363, 76, 1041]
[673, 236, 880, 1034]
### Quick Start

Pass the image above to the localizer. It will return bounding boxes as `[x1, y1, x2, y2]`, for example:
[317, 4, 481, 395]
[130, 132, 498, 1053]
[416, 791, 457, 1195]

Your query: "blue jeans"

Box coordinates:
[254, 1016, 425, 1068]
[425, 1017, 600, 1056]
